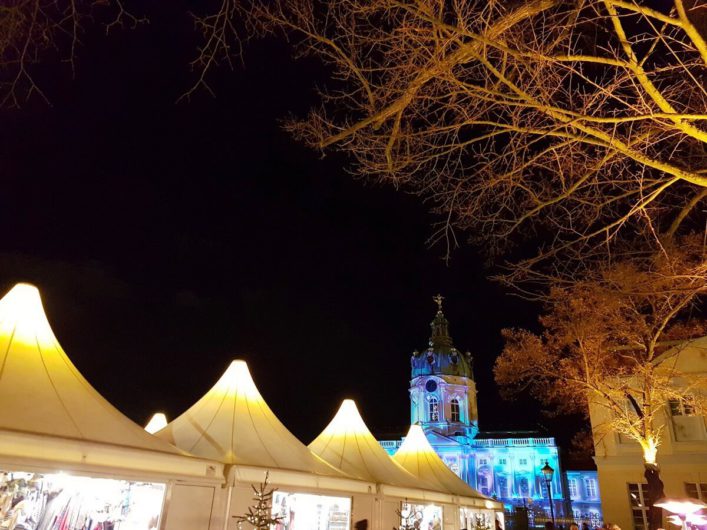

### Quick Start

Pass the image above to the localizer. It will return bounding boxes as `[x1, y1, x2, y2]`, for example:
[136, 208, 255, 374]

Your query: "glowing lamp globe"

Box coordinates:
[655, 498, 707, 516]
[541, 461, 555, 480]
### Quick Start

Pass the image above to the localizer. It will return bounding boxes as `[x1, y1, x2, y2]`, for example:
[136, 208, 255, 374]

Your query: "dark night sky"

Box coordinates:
[0, 1, 581, 452]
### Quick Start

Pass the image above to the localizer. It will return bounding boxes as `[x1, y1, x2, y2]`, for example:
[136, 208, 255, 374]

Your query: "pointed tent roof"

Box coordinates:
[156, 360, 346, 476]
[309, 399, 435, 489]
[0, 283, 180, 454]
[145, 413, 168, 434]
[394, 425, 487, 499]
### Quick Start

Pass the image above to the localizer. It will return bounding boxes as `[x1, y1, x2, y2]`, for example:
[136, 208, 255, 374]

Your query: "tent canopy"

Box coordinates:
[394, 424, 487, 499]
[156, 360, 347, 477]
[309, 399, 435, 489]
[145, 413, 168, 434]
[0, 283, 180, 455]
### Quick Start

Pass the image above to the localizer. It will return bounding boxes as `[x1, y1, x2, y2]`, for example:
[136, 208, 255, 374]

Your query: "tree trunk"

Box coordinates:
[644, 464, 665, 530]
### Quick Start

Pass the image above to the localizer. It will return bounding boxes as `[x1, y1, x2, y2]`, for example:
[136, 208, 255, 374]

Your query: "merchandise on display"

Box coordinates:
[0, 472, 165, 530]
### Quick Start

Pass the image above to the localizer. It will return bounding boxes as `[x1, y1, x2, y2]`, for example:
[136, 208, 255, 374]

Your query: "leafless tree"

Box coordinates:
[188, 0, 707, 278]
[495, 234, 707, 527]
[0, 0, 145, 108]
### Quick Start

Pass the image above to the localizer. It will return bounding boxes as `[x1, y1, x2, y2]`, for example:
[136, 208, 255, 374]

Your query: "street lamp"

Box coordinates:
[541, 461, 556, 526]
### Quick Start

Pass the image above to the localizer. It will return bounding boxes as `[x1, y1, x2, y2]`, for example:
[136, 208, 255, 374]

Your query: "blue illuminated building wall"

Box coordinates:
[379, 299, 603, 524]
[565, 471, 602, 523]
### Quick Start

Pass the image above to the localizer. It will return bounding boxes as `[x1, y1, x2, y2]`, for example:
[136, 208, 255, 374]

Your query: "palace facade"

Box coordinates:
[380, 298, 603, 524]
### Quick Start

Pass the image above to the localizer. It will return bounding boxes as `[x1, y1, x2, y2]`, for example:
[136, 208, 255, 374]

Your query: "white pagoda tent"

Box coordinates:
[310, 399, 440, 493]
[395, 424, 499, 509]
[155, 360, 372, 484]
[0, 283, 224, 530]
[0, 283, 215, 479]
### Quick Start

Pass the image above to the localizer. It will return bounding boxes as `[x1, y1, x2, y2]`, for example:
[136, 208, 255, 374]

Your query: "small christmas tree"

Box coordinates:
[233, 472, 283, 530]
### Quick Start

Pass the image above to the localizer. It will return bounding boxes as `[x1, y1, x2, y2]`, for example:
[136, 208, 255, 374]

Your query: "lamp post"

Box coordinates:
[541, 461, 556, 527]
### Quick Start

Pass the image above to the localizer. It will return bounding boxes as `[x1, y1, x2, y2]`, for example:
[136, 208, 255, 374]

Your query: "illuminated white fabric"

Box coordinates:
[144, 413, 168, 434]
[157, 360, 347, 476]
[394, 424, 487, 498]
[0, 283, 179, 454]
[309, 399, 436, 489]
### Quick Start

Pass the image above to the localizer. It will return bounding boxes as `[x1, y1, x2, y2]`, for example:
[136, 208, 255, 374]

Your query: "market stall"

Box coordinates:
[0, 284, 224, 530]
[394, 425, 504, 529]
[154, 361, 375, 530]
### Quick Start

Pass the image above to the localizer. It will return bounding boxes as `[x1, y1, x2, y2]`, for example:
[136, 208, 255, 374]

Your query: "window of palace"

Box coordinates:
[568, 479, 578, 498]
[498, 458, 507, 465]
[669, 397, 696, 416]
[478, 476, 489, 495]
[584, 478, 597, 498]
[429, 396, 440, 422]
[450, 398, 460, 422]
[628, 483, 649, 530]
[686, 483, 707, 500]
[519, 458, 528, 466]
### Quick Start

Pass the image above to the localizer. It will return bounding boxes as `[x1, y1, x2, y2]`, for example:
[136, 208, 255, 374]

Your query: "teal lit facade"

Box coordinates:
[380, 298, 603, 523]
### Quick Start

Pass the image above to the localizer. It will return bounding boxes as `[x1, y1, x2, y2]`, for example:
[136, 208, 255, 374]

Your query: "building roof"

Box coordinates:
[0, 283, 180, 455]
[410, 296, 473, 379]
[394, 424, 488, 499]
[309, 399, 437, 489]
[156, 360, 348, 476]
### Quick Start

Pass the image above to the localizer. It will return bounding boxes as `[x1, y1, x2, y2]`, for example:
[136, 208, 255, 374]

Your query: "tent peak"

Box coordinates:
[9, 282, 39, 293]
[325, 399, 369, 436]
[3, 282, 42, 315]
[0, 283, 182, 455]
[145, 412, 168, 434]
[397, 424, 429, 453]
[211, 359, 260, 400]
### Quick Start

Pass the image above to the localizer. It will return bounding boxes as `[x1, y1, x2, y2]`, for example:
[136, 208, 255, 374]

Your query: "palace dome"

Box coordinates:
[410, 296, 474, 379]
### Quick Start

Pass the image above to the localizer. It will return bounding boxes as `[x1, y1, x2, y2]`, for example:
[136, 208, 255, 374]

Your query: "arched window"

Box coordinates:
[429, 396, 439, 421]
[450, 398, 460, 422]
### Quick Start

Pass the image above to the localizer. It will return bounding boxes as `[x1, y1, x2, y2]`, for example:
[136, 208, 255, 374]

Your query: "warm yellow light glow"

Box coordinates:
[0, 283, 180, 454]
[156, 359, 345, 474]
[209, 360, 263, 401]
[0, 283, 54, 347]
[395, 424, 437, 457]
[317, 399, 370, 437]
[641, 437, 659, 465]
[393, 424, 487, 499]
[144, 413, 168, 434]
[655, 498, 707, 515]
[308, 399, 433, 487]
